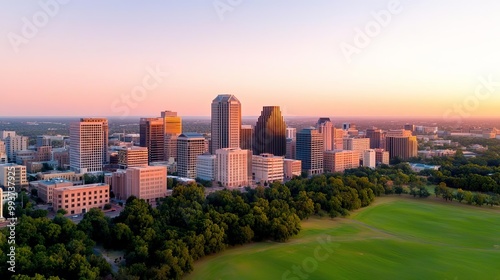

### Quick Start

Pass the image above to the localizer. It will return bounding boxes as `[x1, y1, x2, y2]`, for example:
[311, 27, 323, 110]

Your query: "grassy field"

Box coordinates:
[185, 197, 500, 280]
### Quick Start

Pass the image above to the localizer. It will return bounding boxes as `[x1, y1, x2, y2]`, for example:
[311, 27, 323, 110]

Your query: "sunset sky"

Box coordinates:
[1, 0, 500, 118]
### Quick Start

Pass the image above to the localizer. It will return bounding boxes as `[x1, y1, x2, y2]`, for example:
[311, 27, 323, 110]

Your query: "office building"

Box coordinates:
[283, 159, 301, 179]
[70, 118, 108, 173]
[36, 179, 74, 204]
[343, 137, 370, 159]
[316, 118, 334, 151]
[0, 163, 27, 189]
[196, 153, 217, 181]
[123, 166, 167, 205]
[0, 141, 7, 163]
[2, 133, 28, 162]
[386, 130, 418, 160]
[216, 148, 250, 188]
[177, 133, 207, 178]
[211, 94, 241, 153]
[117, 146, 149, 169]
[252, 153, 284, 184]
[162, 111, 182, 161]
[286, 128, 297, 140]
[296, 128, 324, 176]
[362, 149, 376, 169]
[286, 138, 296, 159]
[52, 183, 110, 215]
[240, 125, 253, 151]
[140, 118, 165, 163]
[333, 128, 344, 150]
[374, 149, 390, 165]
[253, 106, 287, 156]
[366, 127, 383, 149]
[323, 150, 359, 173]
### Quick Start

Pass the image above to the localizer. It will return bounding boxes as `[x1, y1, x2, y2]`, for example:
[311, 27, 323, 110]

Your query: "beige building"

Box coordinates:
[283, 159, 301, 180]
[118, 146, 148, 169]
[36, 179, 74, 204]
[36, 171, 83, 182]
[374, 149, 390, 165]
[343, 137, 370, 159]
[323, 150, 360, 173]
[216, 148, 250, 188]
[362, 149, 376, 169]
[252, 153, 284, 184]
[0, 164, 27, 190]
[211, 95, 241, 153]
[112, 166, 167, 204]
[53, 183, 110, 215]
[0, 140, 7, 163]
[385, 130, 417, 160]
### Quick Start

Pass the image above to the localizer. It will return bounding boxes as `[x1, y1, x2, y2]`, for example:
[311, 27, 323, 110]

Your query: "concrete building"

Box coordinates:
[296, 128, 324, 176]
[70, 118, 108, 173]
[162, 111, 182, 162]
[286, 128, 297, 140]
[252, 153, 284, 184]
[343, 138, 370, 158]
[253, 106, 287, 156]
[323, 150, 359, 173]
[196, 153, 217, 181]
[333, 128, 344, 150]
[53, 183, 110, 215]
[216, 148, 250, 188]
[124, 166, 167, 205]
[283, 159, 301, 179]
[36, 171, 83, 182]
[0, 141, 8, 164]
[1, 133, 28, 162]
[140, 118, 165, 163]
[286, 138, 296, 159]
[36, 179, 74, 204]
[316, 118, 334, 151]
[374, 149, 390, 165]
[53, 148, 69, 169]
[362, 149, 376, 169]
[0, 164, 27, 190]
[366, 127, 383, 149]
[386, 130, 418, 160]
[240, 125, 253, 151]
[177, 133, 207, 179]
[117, 146, 148, 169]
[211, 94, 241, 154]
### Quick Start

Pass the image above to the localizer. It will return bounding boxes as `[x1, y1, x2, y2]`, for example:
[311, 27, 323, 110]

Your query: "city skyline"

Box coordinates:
[2, 1, 500, 118]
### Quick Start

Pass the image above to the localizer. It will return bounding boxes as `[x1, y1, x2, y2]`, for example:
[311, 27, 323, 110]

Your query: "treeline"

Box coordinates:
[433, 182, 500, 206]
[77, 173, 380, 279]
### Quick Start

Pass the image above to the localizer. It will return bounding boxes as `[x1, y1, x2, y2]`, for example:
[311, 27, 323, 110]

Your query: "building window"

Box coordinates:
[71, 204, 74, 207]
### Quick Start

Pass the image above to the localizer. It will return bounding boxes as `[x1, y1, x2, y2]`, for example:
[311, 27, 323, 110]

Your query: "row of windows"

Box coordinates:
[60, 189, 108, 198]
[60, 199, 108, 208]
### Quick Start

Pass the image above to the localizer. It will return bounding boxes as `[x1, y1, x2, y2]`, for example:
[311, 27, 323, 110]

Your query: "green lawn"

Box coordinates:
[185, 197, 500, 280]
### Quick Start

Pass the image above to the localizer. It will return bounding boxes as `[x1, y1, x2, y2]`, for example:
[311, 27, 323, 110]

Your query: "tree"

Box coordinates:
[455, 188, 465, 203]
[464, 191, 474, 205]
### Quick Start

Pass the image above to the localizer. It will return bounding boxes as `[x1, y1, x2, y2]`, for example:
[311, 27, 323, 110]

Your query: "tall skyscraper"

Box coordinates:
[240, 125, 253, 151]
[296, 128, 324, 176]
[177, 133, 207, 178]
[140, 118, 165, 163]
[385, 130, 418, 161]
[69, 118, 108, 173]
[161, 111, 182, 162]
[316, 118, 334, 151]
[366, 127, 383, 149]
[253, 106, 287, 156]
[211, 94, 241, 154]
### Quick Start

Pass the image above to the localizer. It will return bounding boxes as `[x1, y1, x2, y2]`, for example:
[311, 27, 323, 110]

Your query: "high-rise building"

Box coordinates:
[404, 124, 415, 134]
[316, 118, 334, 151]
[385, 130, 418, 160]
[296, 128, 324, 176]
[374, 149, 390, 165]
[283, 159, 301, 180]
[216, 148, 250, 188]
[286, 128, 297, 140]
[196, 153, 217, 181]
[117, 146, 149, 169]
[162, 111, 182, 161]
[343, 137, 370, 159]
[1, 132, 28, 163]
[252, 153, 284, 184]
[333, 128, 344, 150]
[70, 118, 108, 173]
[140, 118, 165, 163]
[211, 94, 241, 154]
[0, 141, 7, 164]
[177, 133, 207, 178]
[253, 106, 287, 156]
[323, 150, 359, 173]
[362, 149, 376, 169]
[286, 138, 296, 159]
[366, 127, 383, 149]
[240, 125, 253, 151]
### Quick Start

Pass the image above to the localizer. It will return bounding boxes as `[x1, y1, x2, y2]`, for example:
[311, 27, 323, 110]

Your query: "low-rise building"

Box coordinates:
[252, 153, 284, 184]
[323, 150, 359, 173]
[283, 159, 301, 180]
[36, 179, 73, 204]
[216, 148, 250, 188]
[53, 183, 110, 215]
[0, 164, 28, 190]
[196, 153, 217, 181]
